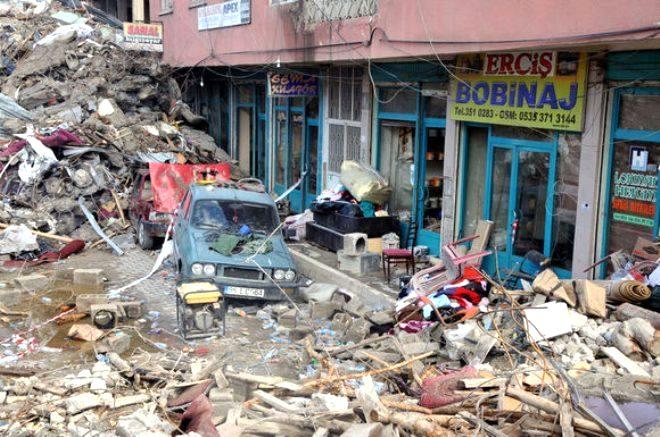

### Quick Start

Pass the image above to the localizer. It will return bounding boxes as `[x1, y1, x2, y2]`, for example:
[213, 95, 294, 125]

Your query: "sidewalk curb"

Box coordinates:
[289, 247, 396, 308]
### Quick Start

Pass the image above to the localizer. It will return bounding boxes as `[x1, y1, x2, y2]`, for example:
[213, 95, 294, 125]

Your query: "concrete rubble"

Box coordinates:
[0, 0, 240, 246]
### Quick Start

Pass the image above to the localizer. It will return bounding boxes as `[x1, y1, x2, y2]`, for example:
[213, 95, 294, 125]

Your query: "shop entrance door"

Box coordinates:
[273, 97, 320, 213]
[486, 143, 554, 274]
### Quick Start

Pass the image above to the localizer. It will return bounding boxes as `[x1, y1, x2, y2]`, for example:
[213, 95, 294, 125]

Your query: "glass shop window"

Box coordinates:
[423, 127, 445, 232]
[606, 140, 659, 256]
[551, 133, 581, 271]
[379, 121, 415, 218]
[379, 89, 417, 114]
[618, 94, 660, 131]
[462, 126, 488, 237]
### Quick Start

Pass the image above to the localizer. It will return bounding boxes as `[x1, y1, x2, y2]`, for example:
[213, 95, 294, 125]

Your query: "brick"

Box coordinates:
[14, 274, 50, 291]
[337, 251, 381, 275]
[76, 294, 109, 313]
[73, 268, 104, 286]
[342, 233, 368, 256]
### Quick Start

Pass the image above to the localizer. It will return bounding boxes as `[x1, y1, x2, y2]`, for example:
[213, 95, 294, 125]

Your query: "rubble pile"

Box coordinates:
[0, 0, 235, 240]
[0, 259, 659, 435]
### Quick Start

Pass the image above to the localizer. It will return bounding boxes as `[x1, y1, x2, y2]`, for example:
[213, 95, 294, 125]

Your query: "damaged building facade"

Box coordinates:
[153, 0, 660, 278]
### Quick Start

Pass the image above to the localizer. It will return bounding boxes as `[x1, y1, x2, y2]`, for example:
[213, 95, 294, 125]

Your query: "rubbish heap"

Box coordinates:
[0, 252, 659, 435]
[0, 0, 237, 242]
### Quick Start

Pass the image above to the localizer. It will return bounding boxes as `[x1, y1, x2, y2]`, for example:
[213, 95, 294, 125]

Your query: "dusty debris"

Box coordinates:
[0, 0, 241, 257]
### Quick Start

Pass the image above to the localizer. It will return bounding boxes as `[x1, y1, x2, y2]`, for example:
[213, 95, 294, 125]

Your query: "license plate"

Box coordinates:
[224, 286, 265, 298]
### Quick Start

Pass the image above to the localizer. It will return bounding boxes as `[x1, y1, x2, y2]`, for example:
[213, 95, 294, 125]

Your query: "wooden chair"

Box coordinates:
[382, 248, 415, 283]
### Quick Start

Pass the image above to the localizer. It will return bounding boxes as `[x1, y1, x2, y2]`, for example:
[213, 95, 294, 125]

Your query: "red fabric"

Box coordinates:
[452, 288, 481, 305]
[461, 266, 484, 282]
[420, 366, 478, 408]
[179, 395, 220, 436]
[0, 129, 83, 158]
[3, 239, 85, 267]
[382, 248, 413, 257]
[149, 163, 231, 213]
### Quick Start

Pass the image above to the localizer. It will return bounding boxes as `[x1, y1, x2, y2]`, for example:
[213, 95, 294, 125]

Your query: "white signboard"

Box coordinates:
[198, 0, 251, 31]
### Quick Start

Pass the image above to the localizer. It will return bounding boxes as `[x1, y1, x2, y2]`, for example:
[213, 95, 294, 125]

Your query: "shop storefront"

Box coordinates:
[233, 81, 268, 182]
[450, 52, 589, 277]
[269, 70, 323, 212]
[601, 51, 660, 275]
[371, 63, 449, 255]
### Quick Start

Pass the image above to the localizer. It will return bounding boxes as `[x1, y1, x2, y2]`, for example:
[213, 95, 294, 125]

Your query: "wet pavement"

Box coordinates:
[0, 245, 309, 380]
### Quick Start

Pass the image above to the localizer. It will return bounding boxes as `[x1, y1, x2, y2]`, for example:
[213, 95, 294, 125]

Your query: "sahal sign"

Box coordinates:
[122, 22, 163, 52]
[449, 52, 588, 132]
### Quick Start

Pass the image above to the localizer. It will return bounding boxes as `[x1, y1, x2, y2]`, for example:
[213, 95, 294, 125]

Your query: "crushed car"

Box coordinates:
[129, 163, 231, 249]
[172, 177, 300, 301]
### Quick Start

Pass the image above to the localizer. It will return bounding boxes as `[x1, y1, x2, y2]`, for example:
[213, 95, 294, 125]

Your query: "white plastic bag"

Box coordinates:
[339, 160, 392, 205]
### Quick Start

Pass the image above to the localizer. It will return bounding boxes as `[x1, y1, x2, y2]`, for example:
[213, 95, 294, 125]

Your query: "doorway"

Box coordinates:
[273, 96, 321, 213]
[461, 125, 567, 277]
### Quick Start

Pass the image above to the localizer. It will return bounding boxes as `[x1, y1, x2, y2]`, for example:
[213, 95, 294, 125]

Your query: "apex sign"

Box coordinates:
[483, 52, 556, 79]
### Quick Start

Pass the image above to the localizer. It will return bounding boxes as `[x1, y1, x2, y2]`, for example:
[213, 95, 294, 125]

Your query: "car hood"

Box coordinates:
[191, 232, 295, 270]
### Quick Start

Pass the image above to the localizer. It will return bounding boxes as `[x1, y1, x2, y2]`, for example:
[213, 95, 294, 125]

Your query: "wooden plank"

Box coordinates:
[253, 390, 299, 414]
[601, 347, 650, 377]
[460, 378, 508, 389]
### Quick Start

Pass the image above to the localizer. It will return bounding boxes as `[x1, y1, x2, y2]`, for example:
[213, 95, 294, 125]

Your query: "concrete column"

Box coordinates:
[571, 58, 607, 278]
[132, 0, 145, 21]
[440, 115, 460, 249]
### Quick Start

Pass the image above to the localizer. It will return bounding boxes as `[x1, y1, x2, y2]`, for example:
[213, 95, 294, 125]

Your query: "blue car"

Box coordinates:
[172, 182, 299, 301]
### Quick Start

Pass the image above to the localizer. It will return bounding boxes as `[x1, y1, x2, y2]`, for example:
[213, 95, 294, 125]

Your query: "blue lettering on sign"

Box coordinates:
[517, 83, 537, 108]
[491, 82, 507, 106]
[558, 83, 578, 110]
[472, 82, 489, 105]
[536, 83, 558, 109]
[455, 80, 578, 110]
[455, 82, 471, 103]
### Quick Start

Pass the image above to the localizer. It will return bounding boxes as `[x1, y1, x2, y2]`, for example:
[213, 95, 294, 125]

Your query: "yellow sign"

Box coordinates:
[449, 52, 588, 132]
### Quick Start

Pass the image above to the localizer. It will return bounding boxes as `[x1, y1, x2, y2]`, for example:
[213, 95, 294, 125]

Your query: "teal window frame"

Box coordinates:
[374, 85, 446, 254]
[457, 123, 569, 278]
[234, 82, 268, 183]
[599, 87, 660, 277]
[271, 78, 323, 213]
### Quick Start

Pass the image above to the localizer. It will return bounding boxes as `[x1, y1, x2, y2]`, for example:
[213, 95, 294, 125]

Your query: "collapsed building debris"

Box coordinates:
[0, 0, 239, 249]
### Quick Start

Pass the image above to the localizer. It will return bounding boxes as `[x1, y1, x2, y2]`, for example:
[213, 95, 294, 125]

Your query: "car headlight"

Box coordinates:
[203, 264, 216, 276]
[191, 263, 203, 275]
[273, 269, 285, 280]
[284, 270, 296, 281]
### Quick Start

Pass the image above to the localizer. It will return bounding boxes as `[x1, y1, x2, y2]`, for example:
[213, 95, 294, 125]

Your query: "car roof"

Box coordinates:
[188, 184, 275, 206]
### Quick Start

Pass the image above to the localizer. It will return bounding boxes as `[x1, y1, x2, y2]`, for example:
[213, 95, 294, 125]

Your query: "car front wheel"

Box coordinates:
[137, 220, 154, 250]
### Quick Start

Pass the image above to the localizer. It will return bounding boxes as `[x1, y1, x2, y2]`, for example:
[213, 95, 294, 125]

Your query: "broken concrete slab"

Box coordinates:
[66, 393, 102, 414]
[575, 280, 607, 318]
[116, 409, 174, 437]
[299, 283, 339, 303]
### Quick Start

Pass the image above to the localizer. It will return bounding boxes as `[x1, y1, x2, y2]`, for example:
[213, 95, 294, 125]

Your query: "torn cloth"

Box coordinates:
[3, 239, 85, 267]
[420, 366, 478, 408]
[0, 128, 83, 158]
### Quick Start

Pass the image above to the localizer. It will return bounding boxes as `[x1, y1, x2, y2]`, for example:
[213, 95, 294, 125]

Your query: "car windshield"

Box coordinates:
[191, 200, 277, 233]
